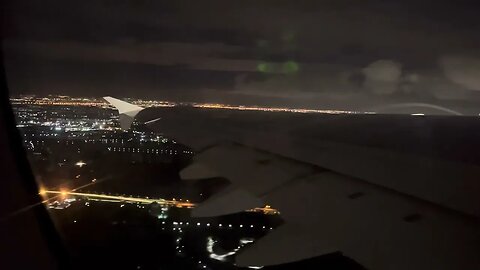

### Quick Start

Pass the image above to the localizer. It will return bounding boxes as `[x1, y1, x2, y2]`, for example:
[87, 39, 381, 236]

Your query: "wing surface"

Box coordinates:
[105, 97, 480, 269]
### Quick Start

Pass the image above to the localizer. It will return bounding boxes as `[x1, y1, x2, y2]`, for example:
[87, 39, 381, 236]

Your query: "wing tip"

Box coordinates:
[103, 96, 144, 130]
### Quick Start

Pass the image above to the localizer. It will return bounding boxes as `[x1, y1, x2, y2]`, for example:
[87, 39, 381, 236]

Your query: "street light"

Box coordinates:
[75, 161, 86, 167]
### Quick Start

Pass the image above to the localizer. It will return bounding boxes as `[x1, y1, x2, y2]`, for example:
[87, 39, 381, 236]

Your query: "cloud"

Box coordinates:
[406, 72, 472, 100]
[224, 56, 480, 113]
[440, 55, 480, 91]
[362, 60, 402, 95]
[231, 66, 363, 100]
[6, 0, 480, 66]
[3, 40, 263, 72]
[232, 59, 405, 99]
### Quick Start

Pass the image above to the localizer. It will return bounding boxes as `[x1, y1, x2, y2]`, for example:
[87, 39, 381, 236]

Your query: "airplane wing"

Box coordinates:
[105, 97, 480, 269]
[103, 96, 144, 130]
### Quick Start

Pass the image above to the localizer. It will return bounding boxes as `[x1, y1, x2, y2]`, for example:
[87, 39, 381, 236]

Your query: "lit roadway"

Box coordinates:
[41, 190, 278, 214]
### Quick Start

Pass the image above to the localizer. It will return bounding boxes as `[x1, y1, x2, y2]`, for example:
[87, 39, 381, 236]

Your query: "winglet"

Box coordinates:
[103, 96, 144, 130]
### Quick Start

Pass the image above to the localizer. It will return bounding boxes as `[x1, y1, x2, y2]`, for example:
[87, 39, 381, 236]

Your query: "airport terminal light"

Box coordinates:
[75, 161, 86, 167]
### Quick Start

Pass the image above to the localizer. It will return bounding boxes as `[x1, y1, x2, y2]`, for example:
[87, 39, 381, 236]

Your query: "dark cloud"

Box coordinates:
[4, 54, 245, 100]
[3, 0, 480, 113]
[440, 55, 480, 91]
[4, 40, 254, 70]
[363, 60, 403, 95]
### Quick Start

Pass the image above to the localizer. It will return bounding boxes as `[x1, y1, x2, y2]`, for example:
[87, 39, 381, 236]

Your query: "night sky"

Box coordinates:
[3, 0, 480, 113]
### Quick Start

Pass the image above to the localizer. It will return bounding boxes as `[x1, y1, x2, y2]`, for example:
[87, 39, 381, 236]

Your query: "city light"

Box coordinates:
[192, 102, 367, 115]
[41, 190, 277, 214]
[75, 161, 87, 167]
[11, 95, 375, 116]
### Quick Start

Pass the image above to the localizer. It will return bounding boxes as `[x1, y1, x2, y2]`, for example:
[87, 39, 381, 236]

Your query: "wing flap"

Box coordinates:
[190, 143, 314, 196]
